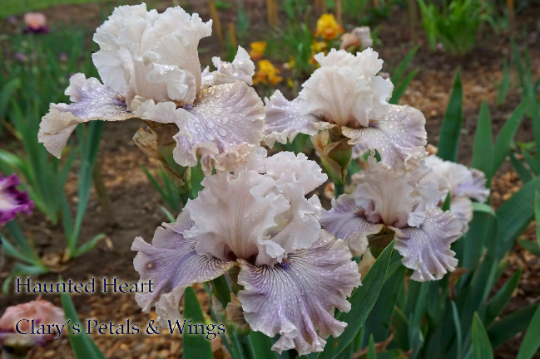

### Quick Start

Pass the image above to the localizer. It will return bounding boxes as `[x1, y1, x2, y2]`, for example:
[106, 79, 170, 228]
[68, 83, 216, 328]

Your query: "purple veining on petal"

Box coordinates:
[237, 230, 361, 355]
[393, 208, 462, 281]
[320, 194, 383, 256]
[0, 173, 34, 226]
[132, 212, 234, 324]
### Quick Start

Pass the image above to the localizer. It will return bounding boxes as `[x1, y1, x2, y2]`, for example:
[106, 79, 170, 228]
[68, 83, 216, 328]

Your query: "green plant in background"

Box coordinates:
[0, 221, 48, 292]
[389, 46, 419, 104]
[0, 27, 95, 224]
[0, 28, 106, 284]
[271, 12, 314, 75]
[417, 0, 494, 56]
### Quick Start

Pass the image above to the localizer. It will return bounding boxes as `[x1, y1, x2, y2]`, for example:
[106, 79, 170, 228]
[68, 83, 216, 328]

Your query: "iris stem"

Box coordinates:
[238, 334, 257, 359]
[212, 275, 231, 309]
[335, 183, 345, 198]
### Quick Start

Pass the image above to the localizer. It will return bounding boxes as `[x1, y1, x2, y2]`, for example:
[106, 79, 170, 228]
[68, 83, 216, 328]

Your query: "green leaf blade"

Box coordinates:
[472, 101, 493, 179]
[61, 289, 107, 359]
[437, 69, 463, 162]
[183, 287, 214, 359]
[472, 313, 494, 359]
[318, 242, 395, 359]
[516, 303, 540, 359]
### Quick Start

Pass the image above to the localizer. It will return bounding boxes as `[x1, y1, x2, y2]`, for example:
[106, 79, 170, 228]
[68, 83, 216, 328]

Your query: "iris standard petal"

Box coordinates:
[264, 151, 328, 194]
[132, 212, 234, 325]
[201, 46, 255, 88]
[185, 169, 290, 265]
[392, 208, 463, 281]
[93, 4, 211, 104]
[237, 230, 360, 355]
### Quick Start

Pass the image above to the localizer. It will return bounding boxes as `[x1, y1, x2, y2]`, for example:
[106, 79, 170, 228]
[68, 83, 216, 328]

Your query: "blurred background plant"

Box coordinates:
[417, 0, 495, 55]
[0, 16, 106, 289]
[0, 0, 540, 358]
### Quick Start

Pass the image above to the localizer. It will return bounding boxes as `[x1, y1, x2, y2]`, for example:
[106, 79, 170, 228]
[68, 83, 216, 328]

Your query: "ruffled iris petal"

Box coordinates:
[38, 73, 133, 158]
[456, 168, 490, 202]
[93, 4, 211, 103]
[320, 194, 383, 256]
[422, 155, 490, 203]
[450, 196, 473, 233]
[342, 105, 427, 173]
[237, 231, 361, 355]
[264, 151, 328, 194]
[185, 169, 290, 266]
[173, 81, 264, 174]
[201, 46, 255, 88]
[392, 208, 463, 281]
[132, 212, 234, 325]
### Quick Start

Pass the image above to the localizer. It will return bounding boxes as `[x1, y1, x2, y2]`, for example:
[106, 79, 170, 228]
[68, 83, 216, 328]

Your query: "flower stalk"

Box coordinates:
[311, 127, 353, 193]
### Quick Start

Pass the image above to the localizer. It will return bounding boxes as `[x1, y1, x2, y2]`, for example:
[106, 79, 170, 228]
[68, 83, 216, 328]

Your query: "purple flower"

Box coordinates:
[23, 12, 49, 34]
[59, 53, 68, 62]
[14, 53, 26, 63]
[0, 173, 34, 225]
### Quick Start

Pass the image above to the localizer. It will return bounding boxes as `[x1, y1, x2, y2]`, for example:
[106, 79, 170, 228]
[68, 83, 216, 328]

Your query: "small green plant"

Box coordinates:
[417, 0, 494, 56]
[0, 221, 48, 292]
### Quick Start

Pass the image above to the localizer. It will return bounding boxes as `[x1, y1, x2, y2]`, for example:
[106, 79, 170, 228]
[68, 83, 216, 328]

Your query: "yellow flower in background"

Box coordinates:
[315, 14, 343, 41]
[249, 41, 266, 60]
[309, 41, 328, 65]
[254, 60, 282, 85]
[287, 77, 294, 89]
[283, 56, 296, 70]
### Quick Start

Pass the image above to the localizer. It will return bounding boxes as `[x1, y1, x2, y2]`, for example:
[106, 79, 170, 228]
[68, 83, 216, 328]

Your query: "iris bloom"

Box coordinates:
[0, 298, 64, 357]
[321, 159, 463, 281]
[38, 4, 264, 174]
[264, 48, 427, 173]
[23, 12, 48, 34]
[248, 41, 266, 60]
[132, 149, 360, 354]
[422, 155, 490, 232]
[315, 14, 343, 41]
[340, 26, 373, 51]
[0, 173, 33, 226]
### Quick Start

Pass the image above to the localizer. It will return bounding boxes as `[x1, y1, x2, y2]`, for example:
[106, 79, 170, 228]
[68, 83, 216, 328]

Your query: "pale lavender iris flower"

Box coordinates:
[132, 149, 361, 355]
[39, 4, 263, 174]
[321, 159, 463, 282]
[421, 155, 490, 232]
[263, 48, 427, 173]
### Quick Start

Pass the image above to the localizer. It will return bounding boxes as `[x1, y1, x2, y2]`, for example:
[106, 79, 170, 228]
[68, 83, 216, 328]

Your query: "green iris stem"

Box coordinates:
[335, 183, 345, 198]
[238, 333, 257, 359]
[212, 275, 231, 309]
